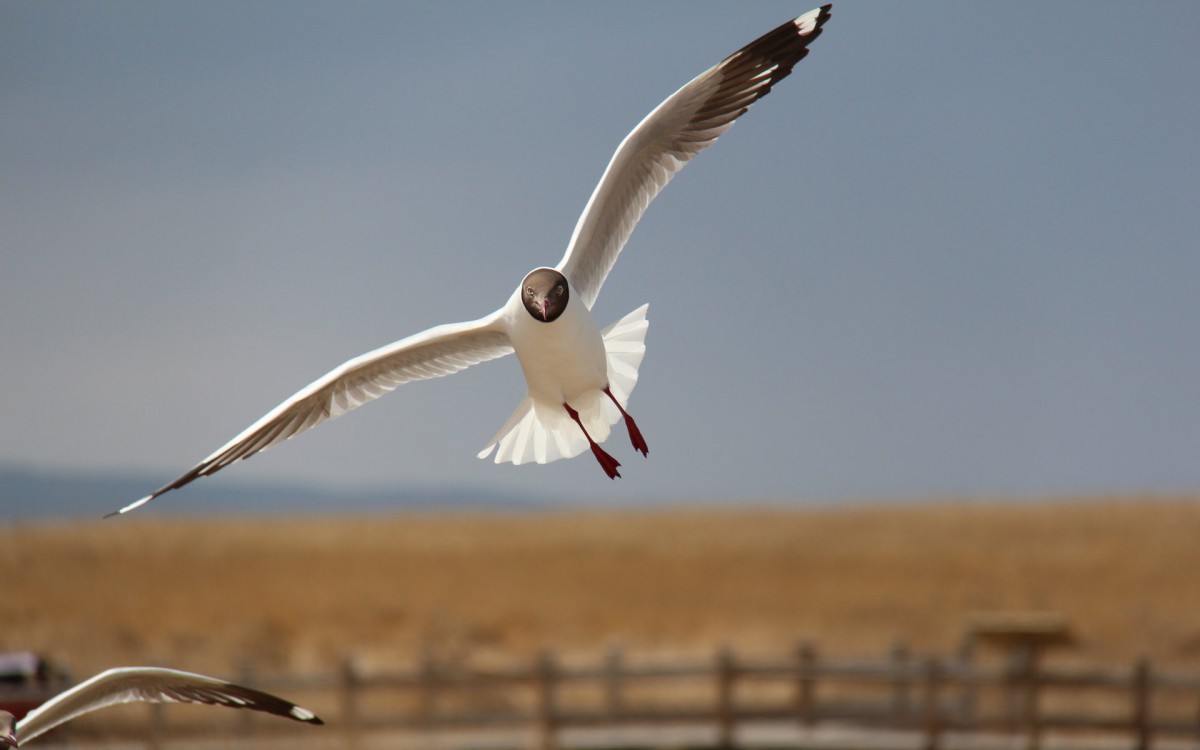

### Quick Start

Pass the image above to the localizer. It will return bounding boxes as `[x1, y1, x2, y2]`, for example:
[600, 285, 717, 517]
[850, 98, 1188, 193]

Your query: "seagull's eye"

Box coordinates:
[555, 285, 564, 296]
[526, 287, 534, 297]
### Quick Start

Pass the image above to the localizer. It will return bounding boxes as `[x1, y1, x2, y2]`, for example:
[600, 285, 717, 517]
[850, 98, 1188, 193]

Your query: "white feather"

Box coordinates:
[480, 304, 649, 465]
[11, 667, 321, 745]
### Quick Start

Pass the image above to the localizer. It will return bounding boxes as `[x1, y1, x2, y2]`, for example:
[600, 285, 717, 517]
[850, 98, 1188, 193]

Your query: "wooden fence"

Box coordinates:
[14, 642, 1200, 750]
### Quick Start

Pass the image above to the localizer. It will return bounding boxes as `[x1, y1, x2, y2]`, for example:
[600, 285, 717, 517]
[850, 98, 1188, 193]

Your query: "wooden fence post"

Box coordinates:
[535, 649, 559, 750]
[715, 645, 737, 750]
[921, 657, 943, 750]
[956, 630, 977, 730]
[146, 701, 165, 750]
[1020, 649, 1042, 750]
[604, 644, 624, 723]
[794, 640, 817, 728]
[417, 650, 439, 729]
[236, 657, 257, 740]
[341, 657, 361, 750]
[1133, 656, 1152, 750]
[890, 639, 911, 722]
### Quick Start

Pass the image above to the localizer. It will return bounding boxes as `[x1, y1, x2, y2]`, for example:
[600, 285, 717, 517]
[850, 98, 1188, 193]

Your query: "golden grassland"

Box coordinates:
[3, 495, 1199, 679]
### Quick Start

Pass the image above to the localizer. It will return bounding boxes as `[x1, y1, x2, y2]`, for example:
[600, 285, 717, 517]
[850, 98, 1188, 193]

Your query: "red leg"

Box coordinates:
[563, 402, 621, 479]
[604, 387, 648, 457]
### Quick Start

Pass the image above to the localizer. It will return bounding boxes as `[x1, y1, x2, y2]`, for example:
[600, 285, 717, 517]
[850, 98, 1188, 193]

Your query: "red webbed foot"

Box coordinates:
[564, 401, 623, 480]
[588, 442, 622, 479]
[604, 387, 648, 457]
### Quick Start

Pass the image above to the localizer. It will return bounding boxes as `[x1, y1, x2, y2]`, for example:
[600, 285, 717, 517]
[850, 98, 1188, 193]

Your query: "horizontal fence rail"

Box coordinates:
[7, 642, 1200, 750]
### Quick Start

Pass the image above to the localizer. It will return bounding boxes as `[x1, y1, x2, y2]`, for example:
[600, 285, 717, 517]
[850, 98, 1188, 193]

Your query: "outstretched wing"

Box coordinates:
[110, 312, 513, 516]
[557, 6, 832, 309]
[16, 667, 322, 745]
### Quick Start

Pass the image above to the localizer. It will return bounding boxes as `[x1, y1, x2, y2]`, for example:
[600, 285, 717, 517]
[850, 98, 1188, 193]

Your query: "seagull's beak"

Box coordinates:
[540, 299, 549, 321]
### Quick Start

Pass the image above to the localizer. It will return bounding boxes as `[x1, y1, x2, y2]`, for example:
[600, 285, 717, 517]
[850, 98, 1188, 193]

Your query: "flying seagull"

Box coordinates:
[110, 6, 832, 516]
[0, 666, 322, 747]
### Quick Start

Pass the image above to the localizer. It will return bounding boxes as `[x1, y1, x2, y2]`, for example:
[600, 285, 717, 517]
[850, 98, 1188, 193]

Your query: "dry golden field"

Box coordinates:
[3, 496, 1199, 680]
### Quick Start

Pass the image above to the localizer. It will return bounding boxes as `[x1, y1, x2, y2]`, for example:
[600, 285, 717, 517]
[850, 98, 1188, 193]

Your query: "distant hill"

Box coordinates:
[0, 463, 550, 521]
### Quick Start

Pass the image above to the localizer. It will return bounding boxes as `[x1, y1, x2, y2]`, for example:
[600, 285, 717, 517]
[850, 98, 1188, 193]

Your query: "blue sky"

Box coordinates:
[2, 2, 1198, 510]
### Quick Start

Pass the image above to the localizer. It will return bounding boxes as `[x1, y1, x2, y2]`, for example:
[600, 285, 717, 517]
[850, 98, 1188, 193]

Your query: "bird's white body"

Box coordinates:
[113, 6, 831, 514]
[482, 287, 648, 466]
[505, 282, 608, 409]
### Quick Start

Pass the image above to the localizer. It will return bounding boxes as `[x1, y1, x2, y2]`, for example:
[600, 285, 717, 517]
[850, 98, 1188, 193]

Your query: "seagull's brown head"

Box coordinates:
[520, 268, 569, 323]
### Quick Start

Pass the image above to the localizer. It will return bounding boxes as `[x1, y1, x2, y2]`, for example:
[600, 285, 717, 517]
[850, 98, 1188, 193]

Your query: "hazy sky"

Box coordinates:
[3, 2, 1198, 511]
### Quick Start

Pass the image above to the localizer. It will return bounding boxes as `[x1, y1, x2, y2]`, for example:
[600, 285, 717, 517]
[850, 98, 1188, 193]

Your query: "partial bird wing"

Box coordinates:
[557, 6, 832, 310]
[15, 667, 322, 745]
[110, 313, 513, 516]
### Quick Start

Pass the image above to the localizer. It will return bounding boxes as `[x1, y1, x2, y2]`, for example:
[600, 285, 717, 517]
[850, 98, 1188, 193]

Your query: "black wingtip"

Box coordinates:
[287, 705, 324, 725]
[102, 492, 159, 519]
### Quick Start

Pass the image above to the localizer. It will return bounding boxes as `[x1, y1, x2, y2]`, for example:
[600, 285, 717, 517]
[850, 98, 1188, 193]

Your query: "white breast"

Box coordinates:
[504, 285, 608, 406]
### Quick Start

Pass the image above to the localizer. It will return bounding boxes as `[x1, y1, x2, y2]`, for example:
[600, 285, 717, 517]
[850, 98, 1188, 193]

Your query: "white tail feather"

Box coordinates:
[478, 304, 649, 465]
